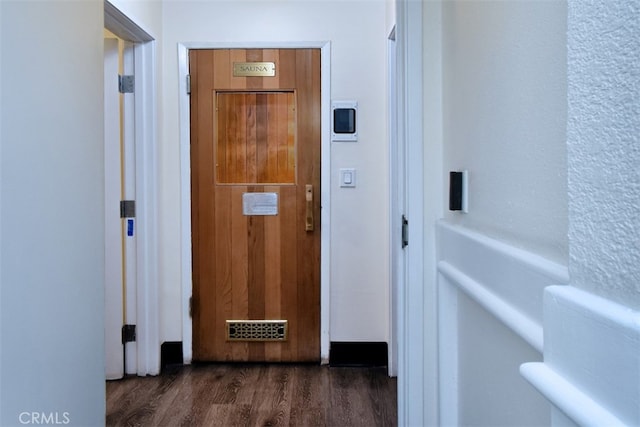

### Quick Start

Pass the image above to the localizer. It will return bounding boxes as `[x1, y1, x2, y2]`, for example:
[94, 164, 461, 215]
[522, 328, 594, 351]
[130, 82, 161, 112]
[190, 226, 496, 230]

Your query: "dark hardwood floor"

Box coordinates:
[106, 363, 397, 427]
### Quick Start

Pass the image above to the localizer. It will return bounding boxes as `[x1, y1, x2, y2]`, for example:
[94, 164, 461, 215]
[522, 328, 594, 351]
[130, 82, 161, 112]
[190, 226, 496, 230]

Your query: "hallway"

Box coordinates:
[106, 364, 397, 426]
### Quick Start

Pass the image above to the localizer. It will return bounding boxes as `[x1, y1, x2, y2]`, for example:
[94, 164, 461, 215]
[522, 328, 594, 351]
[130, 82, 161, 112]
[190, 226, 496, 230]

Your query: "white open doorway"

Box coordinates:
[103, 0, 160, 377]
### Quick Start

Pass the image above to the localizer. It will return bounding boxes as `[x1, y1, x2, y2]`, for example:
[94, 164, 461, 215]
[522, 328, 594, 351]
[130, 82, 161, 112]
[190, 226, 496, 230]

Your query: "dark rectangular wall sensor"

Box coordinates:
[449, 171, 463, 211]
[331, 101, 358, 141]
[333, 108, 356, 134]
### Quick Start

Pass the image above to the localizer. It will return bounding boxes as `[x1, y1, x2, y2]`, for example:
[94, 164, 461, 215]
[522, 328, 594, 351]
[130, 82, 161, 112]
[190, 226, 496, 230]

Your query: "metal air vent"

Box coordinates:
[226, 320, 288, 342]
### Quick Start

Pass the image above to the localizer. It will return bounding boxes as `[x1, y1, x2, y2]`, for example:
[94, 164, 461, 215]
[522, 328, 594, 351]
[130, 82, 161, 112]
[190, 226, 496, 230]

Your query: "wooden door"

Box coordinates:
[190, 49, 321, 362]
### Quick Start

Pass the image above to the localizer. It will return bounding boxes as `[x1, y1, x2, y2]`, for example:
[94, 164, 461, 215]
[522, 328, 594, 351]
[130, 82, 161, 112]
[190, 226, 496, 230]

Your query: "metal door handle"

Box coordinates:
[305, 185, 314, 231]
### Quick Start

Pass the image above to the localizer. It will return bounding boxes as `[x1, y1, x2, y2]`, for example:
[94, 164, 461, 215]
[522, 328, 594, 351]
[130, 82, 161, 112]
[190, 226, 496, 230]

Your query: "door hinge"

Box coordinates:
[186, 74, 191, 95]
[189, 296, 194, 318]
[118, 74, 135, 94]
[402, 215, 409, 248]
[122, 324, 136, 344]
[120, 200, 136, 218]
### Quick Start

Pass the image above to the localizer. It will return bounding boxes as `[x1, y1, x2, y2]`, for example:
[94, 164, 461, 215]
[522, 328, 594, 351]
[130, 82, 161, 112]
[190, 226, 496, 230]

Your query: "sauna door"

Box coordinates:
[190, 49, 321, 362]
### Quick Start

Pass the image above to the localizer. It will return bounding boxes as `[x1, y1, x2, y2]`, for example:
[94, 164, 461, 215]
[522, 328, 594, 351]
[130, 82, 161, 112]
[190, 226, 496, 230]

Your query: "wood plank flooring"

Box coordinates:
[106, 364, 397, 427]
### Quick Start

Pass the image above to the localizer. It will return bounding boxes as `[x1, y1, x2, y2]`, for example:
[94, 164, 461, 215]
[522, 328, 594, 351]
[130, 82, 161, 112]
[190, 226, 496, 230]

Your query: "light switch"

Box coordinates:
[340, 168, 356, 188]
[344, 172, 353, 184]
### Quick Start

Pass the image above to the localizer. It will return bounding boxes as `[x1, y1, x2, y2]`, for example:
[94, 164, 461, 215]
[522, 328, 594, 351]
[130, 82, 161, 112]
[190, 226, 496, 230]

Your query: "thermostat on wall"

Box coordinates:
[332, 101, 358, 142]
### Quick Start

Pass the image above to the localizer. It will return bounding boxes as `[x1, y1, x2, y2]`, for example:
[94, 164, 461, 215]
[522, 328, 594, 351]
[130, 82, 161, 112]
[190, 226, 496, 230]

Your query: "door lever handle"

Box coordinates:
[305, 185, 314, 231]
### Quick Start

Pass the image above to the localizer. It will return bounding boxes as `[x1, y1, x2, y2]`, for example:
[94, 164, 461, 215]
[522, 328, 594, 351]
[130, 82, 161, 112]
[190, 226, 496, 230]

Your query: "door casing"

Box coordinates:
[104, 35, 124, 379]
[388, 26, 400, 378]
[178, 41, 332, 364]
[104, 0, 160, 377]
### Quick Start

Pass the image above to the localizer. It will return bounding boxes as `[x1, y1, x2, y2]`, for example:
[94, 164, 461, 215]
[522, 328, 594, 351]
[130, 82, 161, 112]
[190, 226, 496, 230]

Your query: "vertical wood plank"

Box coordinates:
[256, 93, 268, 183]
[214, 186, 233, 360]
[213, 49, 231, 88]
[230, 185, 249, 360]
[264, 185, 282, 361]
[191, 49, 218, 360]
[266, 93, 279, 182]
[246, 49, 263, 90]
[213, 49, 230, 184]
[247, 184, 266, 361]
[262, 49, 280, 90]
[189, 48, 201, 358]
[278, 49, 297, 89]
[229, 49, 247, 88]
[235, 95, 248, 183]
[245, 93, 257, 183]
[279, 185, 298, 361]
[226, 94, 237, 183]
[215, 93, 226, 184]
[294, 49, 321, 361]
[287, 92, 296, 182]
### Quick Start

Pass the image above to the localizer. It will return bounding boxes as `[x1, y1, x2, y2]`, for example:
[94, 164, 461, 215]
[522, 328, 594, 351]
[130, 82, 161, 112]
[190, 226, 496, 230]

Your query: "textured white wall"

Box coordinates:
[161, 1, 389, 342]
[0, 1, 105, 424]
[441, 0, 568, 265]
[567, 0, 640, 310]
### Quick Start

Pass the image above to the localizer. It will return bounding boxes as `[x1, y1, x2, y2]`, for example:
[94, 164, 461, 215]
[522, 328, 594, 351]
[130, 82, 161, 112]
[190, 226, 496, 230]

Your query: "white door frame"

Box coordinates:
[104, 36, 124, 379]
[178, 42, 332, 364]
[395, 0, 442, 425]
[388, 26, 400, 378]
[104, 0, 160, 376]
[395, 0, 443, 424]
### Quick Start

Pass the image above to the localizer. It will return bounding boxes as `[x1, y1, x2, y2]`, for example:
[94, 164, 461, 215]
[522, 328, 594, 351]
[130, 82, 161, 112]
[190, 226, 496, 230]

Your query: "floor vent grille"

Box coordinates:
[226, 320, 288, 341]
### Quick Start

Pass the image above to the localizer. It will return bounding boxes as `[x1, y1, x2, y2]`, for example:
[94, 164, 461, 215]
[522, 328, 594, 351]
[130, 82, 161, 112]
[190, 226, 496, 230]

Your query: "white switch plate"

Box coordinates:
[340, 168, 356, 188]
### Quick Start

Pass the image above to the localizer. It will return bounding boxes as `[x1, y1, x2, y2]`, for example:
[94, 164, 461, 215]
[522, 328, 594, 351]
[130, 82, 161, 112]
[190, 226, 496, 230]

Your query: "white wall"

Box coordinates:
[441, 0, 568, 265]
[0, 1, 105, 425]
[457, 291, 548, 426]
[160, 0, 390, 344]
[433, 1, 569, 424]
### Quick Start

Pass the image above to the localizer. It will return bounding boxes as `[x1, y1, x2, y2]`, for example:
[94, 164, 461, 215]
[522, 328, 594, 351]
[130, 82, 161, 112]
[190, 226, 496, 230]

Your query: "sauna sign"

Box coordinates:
[243, 192, 278, 216]
[233, 62, 276, 77]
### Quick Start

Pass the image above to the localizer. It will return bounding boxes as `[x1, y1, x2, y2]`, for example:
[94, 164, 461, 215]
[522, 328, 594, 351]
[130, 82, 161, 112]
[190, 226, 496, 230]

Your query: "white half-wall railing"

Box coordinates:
[438, 261, 544, 352]
[437, 221, 569, 347]
[436, 221, 569, 426]
[520, 363, 626, 426]
[522, 285, 640, 426]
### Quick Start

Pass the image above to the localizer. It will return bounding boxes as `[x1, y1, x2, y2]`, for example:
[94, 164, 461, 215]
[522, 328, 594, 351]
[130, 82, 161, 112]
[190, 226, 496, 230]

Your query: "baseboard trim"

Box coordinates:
[329, 342, 388, 367]
[160, 341, 184, 372]
[163, 341, 388, 369]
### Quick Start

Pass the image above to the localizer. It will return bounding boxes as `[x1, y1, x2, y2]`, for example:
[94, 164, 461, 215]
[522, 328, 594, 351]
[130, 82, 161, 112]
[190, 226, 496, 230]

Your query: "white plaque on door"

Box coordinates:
[242, 192, 278, 216]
